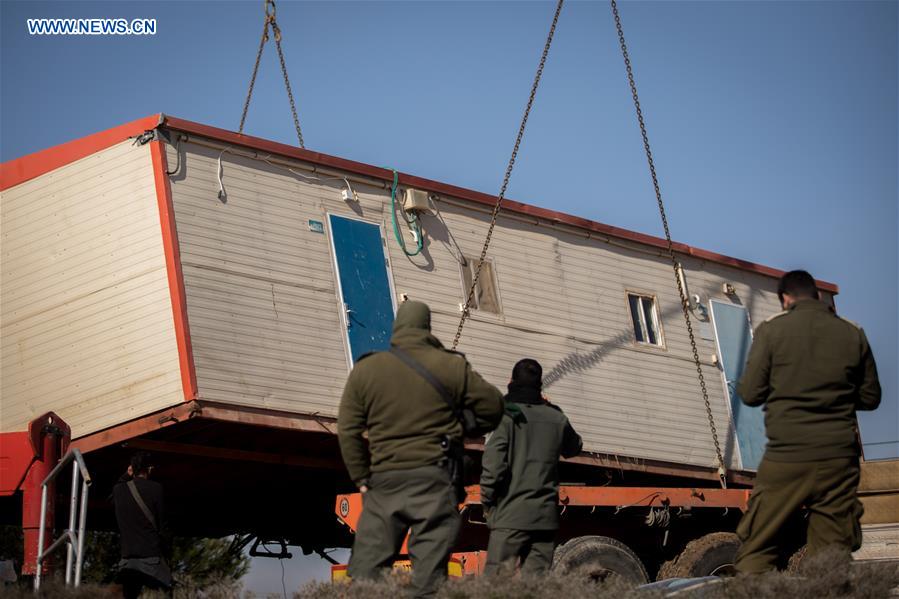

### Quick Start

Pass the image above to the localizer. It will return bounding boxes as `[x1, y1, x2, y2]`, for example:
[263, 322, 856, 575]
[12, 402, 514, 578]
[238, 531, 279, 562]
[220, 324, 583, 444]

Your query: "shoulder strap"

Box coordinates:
[388, 347, 460, 418]
[127, 480, 157, 531]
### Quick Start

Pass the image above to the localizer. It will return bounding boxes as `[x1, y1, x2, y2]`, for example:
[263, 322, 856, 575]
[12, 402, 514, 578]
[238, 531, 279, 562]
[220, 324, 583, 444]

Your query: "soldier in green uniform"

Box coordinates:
[480, 359, 582, 576]
[734, 270, 881, 573]
[338, 300, 504, 597]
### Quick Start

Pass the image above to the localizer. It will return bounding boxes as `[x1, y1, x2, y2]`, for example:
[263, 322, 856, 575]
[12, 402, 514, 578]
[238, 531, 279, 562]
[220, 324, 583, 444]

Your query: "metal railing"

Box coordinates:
[34, 448, 91, 590]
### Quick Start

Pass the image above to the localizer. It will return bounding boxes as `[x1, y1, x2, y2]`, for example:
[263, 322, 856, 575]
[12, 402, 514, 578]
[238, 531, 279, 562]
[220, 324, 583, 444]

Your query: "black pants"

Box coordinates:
[117, 557, 173, 599]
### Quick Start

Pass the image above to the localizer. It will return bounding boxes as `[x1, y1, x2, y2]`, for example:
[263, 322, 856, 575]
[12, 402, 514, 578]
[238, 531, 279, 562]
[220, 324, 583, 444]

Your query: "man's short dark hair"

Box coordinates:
[512, 359, 543, 389]
[777, 270, 820, 303]
[130, 451, 154, 475]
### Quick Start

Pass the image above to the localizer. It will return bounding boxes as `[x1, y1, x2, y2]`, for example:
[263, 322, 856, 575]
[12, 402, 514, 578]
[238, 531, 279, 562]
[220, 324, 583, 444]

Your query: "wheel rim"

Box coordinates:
[709, 562, 736, 577]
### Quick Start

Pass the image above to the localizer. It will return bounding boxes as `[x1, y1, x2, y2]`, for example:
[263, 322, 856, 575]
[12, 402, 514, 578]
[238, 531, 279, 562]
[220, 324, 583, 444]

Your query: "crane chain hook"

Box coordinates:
[239, 0, 305, 148]
[451, 0, 564, 351]
[610, 0, 727, 488]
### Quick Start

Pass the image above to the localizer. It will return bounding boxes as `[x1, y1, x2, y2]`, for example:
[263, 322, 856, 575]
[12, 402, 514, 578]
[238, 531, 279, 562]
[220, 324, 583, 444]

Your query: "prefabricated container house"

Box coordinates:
[0, 115, 838, 566]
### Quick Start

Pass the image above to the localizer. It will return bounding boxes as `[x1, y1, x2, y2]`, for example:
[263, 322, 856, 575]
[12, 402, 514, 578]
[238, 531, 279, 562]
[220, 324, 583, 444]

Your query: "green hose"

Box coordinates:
[389, 169, 423, 257]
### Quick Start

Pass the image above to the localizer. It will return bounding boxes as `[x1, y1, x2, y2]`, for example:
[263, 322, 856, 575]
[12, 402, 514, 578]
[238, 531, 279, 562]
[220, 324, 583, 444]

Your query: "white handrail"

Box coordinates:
[34, 448, 91, 591]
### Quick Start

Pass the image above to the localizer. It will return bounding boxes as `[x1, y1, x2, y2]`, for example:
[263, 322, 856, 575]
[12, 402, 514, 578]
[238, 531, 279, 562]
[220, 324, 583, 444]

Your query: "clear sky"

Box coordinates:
[2, 0, 897, 593]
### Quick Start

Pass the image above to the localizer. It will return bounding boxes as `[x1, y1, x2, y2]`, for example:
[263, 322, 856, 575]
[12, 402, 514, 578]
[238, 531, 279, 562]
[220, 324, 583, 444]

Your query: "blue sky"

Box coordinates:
[2, 0, 896, 592]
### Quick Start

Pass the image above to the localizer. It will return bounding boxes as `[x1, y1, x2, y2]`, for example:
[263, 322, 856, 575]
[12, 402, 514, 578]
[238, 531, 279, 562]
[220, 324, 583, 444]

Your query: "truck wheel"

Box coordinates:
[552, 535, 649, 585]
[657, 532, 740, 579]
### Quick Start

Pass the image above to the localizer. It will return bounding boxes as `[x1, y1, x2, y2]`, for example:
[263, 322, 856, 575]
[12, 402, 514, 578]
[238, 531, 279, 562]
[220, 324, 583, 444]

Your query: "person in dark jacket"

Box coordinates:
[112, 452, 172, 598]
[480, 358, 583, 576]
[734, 270, 881, 573]
[338, 300, 504, 597]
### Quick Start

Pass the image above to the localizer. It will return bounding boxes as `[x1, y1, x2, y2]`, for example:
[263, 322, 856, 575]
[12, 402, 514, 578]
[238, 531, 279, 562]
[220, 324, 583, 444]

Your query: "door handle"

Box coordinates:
[344, 303, 353, 329]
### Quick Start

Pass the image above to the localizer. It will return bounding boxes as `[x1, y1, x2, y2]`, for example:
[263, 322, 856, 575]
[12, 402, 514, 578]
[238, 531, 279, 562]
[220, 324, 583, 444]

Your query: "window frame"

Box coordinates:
[459, 256, 503, 316]
[625, 291, 666, 349]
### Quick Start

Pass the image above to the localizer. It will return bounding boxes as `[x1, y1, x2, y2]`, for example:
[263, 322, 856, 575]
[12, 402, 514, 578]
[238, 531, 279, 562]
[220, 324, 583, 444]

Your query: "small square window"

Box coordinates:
[627, 293, 662, 346]
[461, 257, 501, 314]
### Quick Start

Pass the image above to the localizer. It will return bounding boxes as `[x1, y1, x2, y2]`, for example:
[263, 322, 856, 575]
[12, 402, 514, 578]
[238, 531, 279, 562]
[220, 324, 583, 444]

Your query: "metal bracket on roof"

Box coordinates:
[154, 128, 184, 177]
[156, 127, 175, 145]
[131, 129, 157, 146]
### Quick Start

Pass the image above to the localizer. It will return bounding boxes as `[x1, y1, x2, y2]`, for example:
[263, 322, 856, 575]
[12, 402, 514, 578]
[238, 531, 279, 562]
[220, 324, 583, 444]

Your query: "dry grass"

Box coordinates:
[1, 576, 243, 598]
[4, 552, 897, 598]
[298, 568, 663, 599]
[3, 579, 119, 598]
[717, 550, 899, 599]
[297, 552, 899, 598]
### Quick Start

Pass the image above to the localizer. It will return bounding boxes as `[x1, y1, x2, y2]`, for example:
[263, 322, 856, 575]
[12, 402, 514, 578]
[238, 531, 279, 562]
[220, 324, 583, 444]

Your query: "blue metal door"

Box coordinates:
[710, 300, 767, 469]
[329, 215, 395, 363]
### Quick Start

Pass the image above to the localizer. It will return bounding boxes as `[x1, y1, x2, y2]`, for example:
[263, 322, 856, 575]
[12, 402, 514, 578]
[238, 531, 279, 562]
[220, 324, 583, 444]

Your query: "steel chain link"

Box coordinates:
[610, 0, 727, 487]
[451, 0, 564, 351]
[239, 0, 305, 148]
[272, 21, 305, 148]
[235, 0, 723, 485]
[238, 8, 270, 135]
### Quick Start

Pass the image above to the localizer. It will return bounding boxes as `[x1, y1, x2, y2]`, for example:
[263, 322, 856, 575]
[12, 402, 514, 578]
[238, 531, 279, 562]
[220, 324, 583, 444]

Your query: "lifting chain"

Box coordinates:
[451, 0, 565, 351]
[239, 0, 305, 148]
[610, 0, 727, 488]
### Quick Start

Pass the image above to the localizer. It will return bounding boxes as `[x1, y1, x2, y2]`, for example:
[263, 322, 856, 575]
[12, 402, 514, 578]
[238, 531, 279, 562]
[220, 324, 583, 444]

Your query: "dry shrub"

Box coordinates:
[2, 579, 119, 598]
[1, 575, 243, 599]
[715, 549, 899, 599]
[297, 567, 662, 599]
[143, 575, 244, 598]
[4, 553, 898, 598]
[296, 554, 899, 599]
[299, 571, 408, 599]
[438, 570, 661, 599]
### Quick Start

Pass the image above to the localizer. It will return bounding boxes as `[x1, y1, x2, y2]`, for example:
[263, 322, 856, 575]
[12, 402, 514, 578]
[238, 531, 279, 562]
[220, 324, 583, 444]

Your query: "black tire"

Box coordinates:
[552, 535, 649, 585]
[657, 532, 740, 579]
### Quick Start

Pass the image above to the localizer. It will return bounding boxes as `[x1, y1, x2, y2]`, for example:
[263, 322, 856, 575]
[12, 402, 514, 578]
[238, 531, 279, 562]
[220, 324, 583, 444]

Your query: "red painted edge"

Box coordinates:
[150, 140, 199, 401]
[0, 114, 162, 190]
[160, 116, 838, 294]
[0, 432, 35, 495]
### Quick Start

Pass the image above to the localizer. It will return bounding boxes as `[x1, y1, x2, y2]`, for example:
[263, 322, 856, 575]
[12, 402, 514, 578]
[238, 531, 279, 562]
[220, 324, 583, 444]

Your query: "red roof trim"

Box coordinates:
[0, 114, 162, 191]
[161, 116, 838, 294]
[0, 114, 839, 294]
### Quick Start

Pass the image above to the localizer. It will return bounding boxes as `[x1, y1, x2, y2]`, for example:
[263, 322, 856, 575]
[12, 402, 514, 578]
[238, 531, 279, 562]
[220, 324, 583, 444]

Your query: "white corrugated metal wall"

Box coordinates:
[1, 141, 184, 437]
[169, 138, 807, 470]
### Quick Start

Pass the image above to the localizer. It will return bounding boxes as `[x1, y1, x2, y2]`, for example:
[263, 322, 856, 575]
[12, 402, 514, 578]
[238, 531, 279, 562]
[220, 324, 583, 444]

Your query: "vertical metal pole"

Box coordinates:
[34, 484, 48, 590]
[26, 426, 59, 578]
[74, 480, 89, 586]
[64, 464, 79, 584]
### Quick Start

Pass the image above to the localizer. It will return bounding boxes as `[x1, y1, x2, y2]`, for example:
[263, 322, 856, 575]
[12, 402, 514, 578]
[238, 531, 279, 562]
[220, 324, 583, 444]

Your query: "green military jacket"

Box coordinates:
[737, 299, 881, 462]
[480, 387, 582, 531]
[338, 301, 504, 487]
